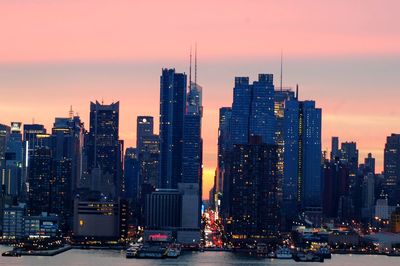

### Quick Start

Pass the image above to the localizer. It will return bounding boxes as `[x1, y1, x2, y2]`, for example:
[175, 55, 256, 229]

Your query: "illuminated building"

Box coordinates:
[282, 98, 322, 226]
[4, 122, 23, 197]
[274, 88, 296, 224]
[159, 68, 186, 189]
[24, 213, 60, 238]
[22, 124, 46, 193]
[136, 116, 159, 190]
[2, 203, 26, 239]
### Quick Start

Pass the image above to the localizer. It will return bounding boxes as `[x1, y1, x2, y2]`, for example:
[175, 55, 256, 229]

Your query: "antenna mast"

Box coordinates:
[195, 43, 197, 85]
[280, 50, 283, 92]
[189, 46, 192, 90]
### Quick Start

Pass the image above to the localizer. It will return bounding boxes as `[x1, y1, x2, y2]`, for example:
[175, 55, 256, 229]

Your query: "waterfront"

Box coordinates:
[1, 246, 399, 266]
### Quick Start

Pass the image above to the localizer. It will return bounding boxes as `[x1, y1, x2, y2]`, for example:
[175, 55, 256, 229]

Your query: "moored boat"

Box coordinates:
[293, 251, 324, 262]
[276, 246, 293, 259]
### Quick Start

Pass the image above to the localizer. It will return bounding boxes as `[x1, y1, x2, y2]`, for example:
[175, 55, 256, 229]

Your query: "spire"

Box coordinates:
[280, 50, 283, 92]
[296, 84, 299, 100]
[189, 46, 192, 90]
[195, 42, 197, 85]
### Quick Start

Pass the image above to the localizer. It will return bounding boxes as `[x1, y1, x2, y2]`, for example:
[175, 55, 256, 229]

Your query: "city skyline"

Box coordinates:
[2, 1, 400, 199]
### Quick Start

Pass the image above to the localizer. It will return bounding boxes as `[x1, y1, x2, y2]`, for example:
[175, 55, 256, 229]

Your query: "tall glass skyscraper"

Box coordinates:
[159, 69, 186, 189]
[282, 99, 322, 225]
[300, 101, 322, 208]
[182, 82, 203, 184]
[5, 122, 23, 196]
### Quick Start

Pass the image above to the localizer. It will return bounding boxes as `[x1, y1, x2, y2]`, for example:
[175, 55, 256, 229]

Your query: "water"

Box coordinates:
[1, 245, 399, 266]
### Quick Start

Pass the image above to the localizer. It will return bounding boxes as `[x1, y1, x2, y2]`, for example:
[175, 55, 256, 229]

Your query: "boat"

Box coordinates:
[256, 243, 268, 256]
[316, 246, 331, 259]
[387, 249, 400, 257]
[276, 246, 293, 259]
[166, 243, 181, 258]
[136, 244, 168, 259]
[2, 250, 21, 257]
[126, 244, 142, 258]
[293, 251, 324, 262]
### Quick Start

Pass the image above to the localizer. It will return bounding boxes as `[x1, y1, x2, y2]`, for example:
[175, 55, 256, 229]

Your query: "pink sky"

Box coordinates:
[1, 0, 400, 198]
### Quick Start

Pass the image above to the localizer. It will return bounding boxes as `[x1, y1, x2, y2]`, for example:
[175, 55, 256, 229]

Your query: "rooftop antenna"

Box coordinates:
[280, 50, 283, 92]
[195, 42, 197, 85]
[296, 84, 299, 99]
[189, 46, 192, 90]
[69, 105, 74, 120]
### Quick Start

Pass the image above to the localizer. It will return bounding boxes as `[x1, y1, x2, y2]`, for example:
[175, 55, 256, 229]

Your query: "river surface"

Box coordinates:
[1, 245, 399, 266]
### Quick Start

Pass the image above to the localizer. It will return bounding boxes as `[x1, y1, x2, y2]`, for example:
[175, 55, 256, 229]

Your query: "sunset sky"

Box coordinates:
[1, 0, 400, 199]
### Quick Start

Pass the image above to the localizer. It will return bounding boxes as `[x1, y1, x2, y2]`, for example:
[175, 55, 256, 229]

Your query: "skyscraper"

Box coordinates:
[22, 124, 46, 194]
[0, 124, 10, 195]
[136, 116, 160, 189]
[159, 69, 186, 189]
[384, 134, 400, 205]
[340, 142, 359, 173]
[331, 137, 339, 161]
[182, 81, 203, 184]
[136, 116, 154, 151]
[28, 146, 52, 216]
[227, 136, 279, 243]
[124, 148, 140, 200]
[274, 89, 296, 217]
[282, 98, 322, 225]
[87, 101, 122, 197]
[230, 74, 275, 145]
[5, 122, 23, 196]
[300, 101, 322, 208]
[364, 153, 376, 174]
[216, 107, 232, 214]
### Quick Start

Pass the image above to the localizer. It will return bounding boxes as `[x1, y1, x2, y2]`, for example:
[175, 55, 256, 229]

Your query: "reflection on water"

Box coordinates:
[0, 245, 399, 266]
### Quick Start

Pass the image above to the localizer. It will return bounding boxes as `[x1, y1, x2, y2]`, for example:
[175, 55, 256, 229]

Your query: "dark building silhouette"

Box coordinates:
[159, 69, 186, 189]
[87, 101, 122, 197]
[322, 160, 349, 218]
[28, 146, 52, 216]
[364, 153, 376, 174]
[136, 116, 154, 151]
[145, 189, 182, 229]
[216, 107, 232, 214]
[227, 137, 279, 243]
[124, 148, 139, 200]
[384, 134, 400, 205]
